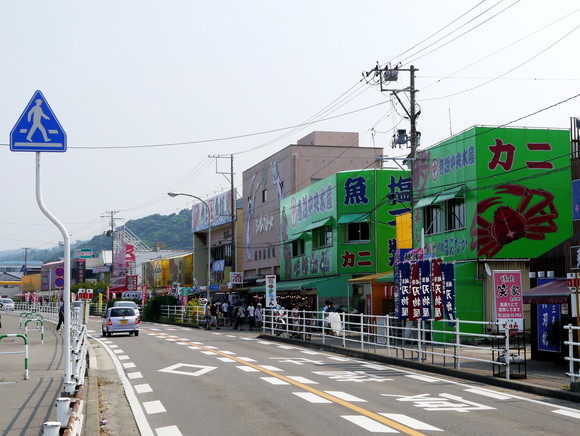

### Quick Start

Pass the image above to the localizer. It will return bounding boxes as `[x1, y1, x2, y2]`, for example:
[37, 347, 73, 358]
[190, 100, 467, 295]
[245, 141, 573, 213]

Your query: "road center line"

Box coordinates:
[143, 329, 427, 436]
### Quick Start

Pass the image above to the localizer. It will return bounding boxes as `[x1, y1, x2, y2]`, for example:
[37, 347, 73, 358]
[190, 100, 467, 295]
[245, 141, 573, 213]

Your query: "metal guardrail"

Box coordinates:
[0, 333, 29, 379]
[4, 303, 88, 436]
[564, 324, 580, 383]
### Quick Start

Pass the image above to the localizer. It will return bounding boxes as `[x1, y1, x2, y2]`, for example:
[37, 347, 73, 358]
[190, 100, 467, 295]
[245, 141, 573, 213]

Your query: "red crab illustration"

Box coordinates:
[470, 184, 558, 257]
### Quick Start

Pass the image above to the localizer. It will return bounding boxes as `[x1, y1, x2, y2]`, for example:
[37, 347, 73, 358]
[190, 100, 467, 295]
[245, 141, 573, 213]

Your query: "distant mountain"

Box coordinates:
[0, 209, 193, 262]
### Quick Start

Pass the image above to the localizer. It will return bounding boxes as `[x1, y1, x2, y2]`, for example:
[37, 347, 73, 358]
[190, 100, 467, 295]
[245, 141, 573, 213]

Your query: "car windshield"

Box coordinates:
[116, 302, 137, 308]
[110, 308, 134, 317]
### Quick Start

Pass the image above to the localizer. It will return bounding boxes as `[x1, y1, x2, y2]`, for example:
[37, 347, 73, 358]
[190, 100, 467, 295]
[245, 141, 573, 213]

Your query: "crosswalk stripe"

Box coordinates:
[325, 391, 366, 402]
[293, 392, 332, 403]
[261, 377, 289, 385]
[143, 400, 166, 415]
[342, 415, 398, 433]
[156, 425, 182, 436]
[380, 414, 442, 431]
[553, 409, 580, 419]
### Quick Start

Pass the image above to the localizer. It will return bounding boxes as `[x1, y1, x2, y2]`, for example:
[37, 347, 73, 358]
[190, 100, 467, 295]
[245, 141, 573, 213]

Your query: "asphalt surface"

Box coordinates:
[0, 312, 579, 435]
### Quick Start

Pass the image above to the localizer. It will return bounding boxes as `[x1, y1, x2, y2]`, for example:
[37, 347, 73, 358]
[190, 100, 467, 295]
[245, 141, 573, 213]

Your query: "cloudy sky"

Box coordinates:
[1, 0, 579, 254]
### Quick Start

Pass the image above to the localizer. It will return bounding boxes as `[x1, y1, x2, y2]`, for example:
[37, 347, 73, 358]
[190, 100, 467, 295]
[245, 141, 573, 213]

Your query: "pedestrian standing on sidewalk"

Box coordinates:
[247, 303, 256, 330]
[56, 303, 65, 331]
[234, 304, 246, 331]
[255, 303, 263, 329]
[204, 302, 212, 330]
[210, 301, 220, 329]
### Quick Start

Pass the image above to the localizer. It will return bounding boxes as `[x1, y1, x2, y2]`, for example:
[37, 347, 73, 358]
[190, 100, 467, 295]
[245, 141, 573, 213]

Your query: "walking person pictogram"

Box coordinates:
[26, 99, 51, 142]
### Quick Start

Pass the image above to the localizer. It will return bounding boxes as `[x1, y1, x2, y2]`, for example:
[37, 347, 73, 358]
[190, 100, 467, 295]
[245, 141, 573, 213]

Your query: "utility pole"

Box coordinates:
[209, 154, 236, 273]
[364, 63, 420, 159]
[23, 247, 29, 273]
[102, 211, 120, 276]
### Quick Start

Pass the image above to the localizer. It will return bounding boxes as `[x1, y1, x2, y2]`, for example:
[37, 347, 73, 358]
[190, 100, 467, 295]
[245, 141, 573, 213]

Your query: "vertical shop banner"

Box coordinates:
[418, 260, 432, 319]
[431, 259, 444, 320]
[408, 263, 421, 321]
[396, 262, 411, 320]
[265, 275, 277, 308]
[440, 263, 455, 320]
[493, 270, 524, 331]
[538, 303, 561, 352]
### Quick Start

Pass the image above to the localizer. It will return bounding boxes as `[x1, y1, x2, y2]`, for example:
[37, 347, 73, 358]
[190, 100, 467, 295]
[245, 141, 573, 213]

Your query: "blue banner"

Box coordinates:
[538, 303, 561, 352]
[396, 262, 411, 320]
[440, 263, 455, 320]
[418, 260, 432, 320]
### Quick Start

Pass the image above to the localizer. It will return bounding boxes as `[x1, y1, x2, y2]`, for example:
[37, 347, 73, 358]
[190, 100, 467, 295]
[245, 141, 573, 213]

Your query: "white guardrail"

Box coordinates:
[2, 303, 89, 436]
[564, 324, 580, 383]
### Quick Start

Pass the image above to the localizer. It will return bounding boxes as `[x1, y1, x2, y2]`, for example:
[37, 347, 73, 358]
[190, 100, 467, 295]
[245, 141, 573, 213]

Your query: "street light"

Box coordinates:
[168, 192, 211, 300]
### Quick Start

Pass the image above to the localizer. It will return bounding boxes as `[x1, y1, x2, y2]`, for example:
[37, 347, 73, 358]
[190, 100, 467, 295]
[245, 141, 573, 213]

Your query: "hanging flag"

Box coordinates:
[396, 262, 411, 320]
[418, 260, 432, 320]
[408, 263, 421, 321]
[431, 259, 444, 321]
[440, 263, 455, 320]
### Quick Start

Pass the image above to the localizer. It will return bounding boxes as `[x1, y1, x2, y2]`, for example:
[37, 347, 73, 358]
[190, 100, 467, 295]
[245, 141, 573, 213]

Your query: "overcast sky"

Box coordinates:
[1, 0, 579, 255]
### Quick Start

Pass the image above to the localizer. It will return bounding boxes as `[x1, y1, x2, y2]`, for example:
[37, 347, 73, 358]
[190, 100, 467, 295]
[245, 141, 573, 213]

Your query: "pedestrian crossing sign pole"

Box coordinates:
[10, 90, 67, 152]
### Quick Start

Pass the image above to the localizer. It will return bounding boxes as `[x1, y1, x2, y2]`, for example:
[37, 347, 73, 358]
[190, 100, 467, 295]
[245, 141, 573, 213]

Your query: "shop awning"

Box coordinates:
[305, 217, 333, 231]
[414, 195, 438, 208]
[285, 231, 311, 243]
[432, 186, 464, 204]
[414, 186, 464, 208]
[348, 271, 394, 284]
[523, 280, 573, 304]
[250, 275, 341, 293]
[376, 273, 395, 283]
[337, 213, 369, 224]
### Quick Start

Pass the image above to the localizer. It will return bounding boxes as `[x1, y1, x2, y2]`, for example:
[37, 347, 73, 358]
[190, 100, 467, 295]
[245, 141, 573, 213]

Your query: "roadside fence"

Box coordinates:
[263, 309, 531, 380]
[564, 324, 580, 383]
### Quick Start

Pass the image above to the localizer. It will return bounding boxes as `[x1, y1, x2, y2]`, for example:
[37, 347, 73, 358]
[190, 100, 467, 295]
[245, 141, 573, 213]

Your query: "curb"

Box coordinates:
[258, 334, 580, 404]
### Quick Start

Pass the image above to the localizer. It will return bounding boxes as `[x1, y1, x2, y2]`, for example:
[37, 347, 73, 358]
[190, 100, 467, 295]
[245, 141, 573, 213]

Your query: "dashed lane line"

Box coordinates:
[141, 329, 428, 436]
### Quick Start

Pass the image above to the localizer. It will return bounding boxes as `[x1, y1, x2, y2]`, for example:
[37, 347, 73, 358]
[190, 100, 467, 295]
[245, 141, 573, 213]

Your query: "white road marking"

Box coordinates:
[113, 349, 124, 354]
[220, 351, 235, 355]
[241, 337, 254, 341]
[201, 351, 216, 355]
[217, 357, 236, 362]
[465, 387, 513, 400]
[176, 342, 188, 345]
[405, 374, 442, 383]
[156, 425, 183, 436]
[261, 377, 290, 385]
[165, 338, 177, 342]
[277, 345, 296, 349]
[553, 409, 580, 419]
[380, 413, 442, 431]
[237, 366, 259, 372]
[159, 364, 216, 377]
[134, 384, 153, 394]
[127, 372, 143, 380]
[327, 356, 353, 362]
[300, 350, 323, 355]
[166, 328, 178, 331]
[361, 363, 391, 370]
[258, 341, 274, 345]
[108, 344, 118, 348]
[204, 345, 218, 349]
[238, 357, 257, 362]
[123, 362, 136, 369]
[149, 328, 161, 331]
[287, 376, 318, 384]
[143, 400, 166, 415]
[342, 415, 398, 432]
[293, 392, 332, 403]
[118, 355, 130, 360]
[259, 365, 283, 371]
[324, 391, 367, 402]
[87, 329, 96, 333]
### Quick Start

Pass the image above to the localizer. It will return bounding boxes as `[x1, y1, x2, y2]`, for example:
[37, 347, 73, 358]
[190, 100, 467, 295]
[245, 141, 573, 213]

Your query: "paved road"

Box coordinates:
[87, 318, 580, 436]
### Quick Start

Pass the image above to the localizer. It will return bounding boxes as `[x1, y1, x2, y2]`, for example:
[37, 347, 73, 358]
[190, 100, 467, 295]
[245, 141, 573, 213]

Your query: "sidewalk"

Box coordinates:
[0, 311, 64, 435]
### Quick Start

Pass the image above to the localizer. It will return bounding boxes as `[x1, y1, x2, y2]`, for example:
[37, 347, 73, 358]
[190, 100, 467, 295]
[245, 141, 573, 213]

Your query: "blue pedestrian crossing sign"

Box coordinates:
[10, 90, 67, 152]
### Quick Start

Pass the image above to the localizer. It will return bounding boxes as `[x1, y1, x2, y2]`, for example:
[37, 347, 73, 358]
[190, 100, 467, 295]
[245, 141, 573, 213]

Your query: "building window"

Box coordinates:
[262, 189, 267, 203]
[344, 222, 370, 243]
[445, 198, 465, 231]
[291, 239, 305, 257]
[313, 225, 333, 249]
[424, 205, 442, 235]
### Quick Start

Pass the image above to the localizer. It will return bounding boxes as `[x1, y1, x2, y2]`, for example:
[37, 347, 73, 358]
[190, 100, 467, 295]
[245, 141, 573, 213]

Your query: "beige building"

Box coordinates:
[241, 131, 383, 282]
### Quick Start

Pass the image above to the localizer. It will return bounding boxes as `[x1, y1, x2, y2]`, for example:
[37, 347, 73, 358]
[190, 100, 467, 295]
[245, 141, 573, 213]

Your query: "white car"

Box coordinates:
[0, 298, 15, 310]
[102, 306, 140, 337]
[113, 301, 140, 318]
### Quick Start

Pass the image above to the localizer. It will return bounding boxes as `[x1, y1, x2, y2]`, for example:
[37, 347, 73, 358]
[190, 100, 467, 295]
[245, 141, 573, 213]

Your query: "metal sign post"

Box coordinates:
[10, 90, 71, 387]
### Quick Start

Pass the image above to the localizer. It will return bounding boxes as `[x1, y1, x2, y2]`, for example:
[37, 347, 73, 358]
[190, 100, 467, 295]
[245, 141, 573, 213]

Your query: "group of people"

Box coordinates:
[203, 300, 263, 331]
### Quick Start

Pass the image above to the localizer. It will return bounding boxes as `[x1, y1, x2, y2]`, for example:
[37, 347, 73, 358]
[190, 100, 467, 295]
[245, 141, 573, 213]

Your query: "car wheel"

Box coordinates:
[102, 329, 106, 337]
[129, 331, 134, 336]
[107, 331, 112, 337]
[134, 330, 139, 337]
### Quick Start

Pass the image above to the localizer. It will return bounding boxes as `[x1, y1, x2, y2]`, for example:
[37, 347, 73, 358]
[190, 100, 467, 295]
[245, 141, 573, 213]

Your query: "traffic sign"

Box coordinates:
[54, 277, 65, 288]
[55, 267, 65, 277]
[10, 90, 66, 152]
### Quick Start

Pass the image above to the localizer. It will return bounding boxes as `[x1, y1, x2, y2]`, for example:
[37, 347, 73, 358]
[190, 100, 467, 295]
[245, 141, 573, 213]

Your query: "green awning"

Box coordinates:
[250, 275, 342, 293]
[432, 186, 464, 204]
[337, 213, 369, 224]
[414, 195, 438, 208]
[285, 231, 311, 243]
[376, 273, 395, 283]
[304, 217, 332, 231]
